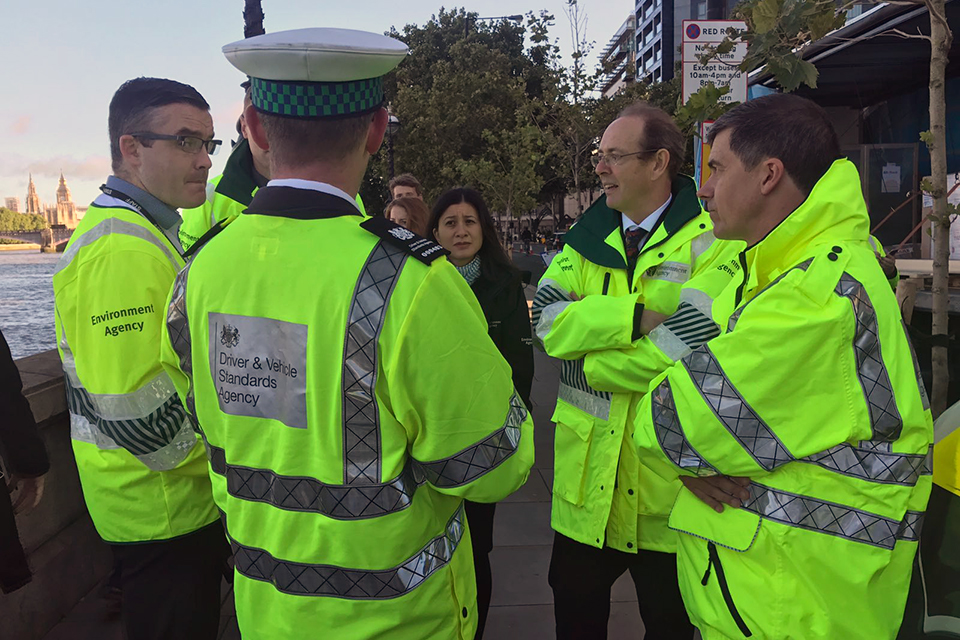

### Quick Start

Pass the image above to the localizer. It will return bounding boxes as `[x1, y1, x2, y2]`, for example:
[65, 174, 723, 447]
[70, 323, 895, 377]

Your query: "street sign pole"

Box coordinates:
[682, 20, 745, 188]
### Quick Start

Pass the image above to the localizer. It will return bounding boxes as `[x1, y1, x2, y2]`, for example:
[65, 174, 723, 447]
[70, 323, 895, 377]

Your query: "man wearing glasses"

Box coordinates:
[53, 77, 228, 640]
[532, 102, 741, 639]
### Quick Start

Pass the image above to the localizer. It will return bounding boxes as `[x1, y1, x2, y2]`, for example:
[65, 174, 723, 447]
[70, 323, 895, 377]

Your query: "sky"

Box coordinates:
[0, 0, 631, 211]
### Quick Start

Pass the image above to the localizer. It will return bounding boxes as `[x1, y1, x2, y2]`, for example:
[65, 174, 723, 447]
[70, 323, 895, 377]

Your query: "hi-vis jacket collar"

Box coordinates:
[243, 186, 363, 220]
[744, 159, 870, 291]
[563, 174, 703, 269]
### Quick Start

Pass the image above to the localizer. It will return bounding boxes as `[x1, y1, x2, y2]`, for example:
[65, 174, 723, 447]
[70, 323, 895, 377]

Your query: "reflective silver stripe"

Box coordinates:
[417, 390, 527, 487]
[64, 372, 196, 470]
[70, 413, 121, 449]
[868, 236, 880, 252]
[653, 289, 721, 359]
[684, 342, 926, 485]
[727, 259, 812, 332]
[206, 443, 426, 520]
[558, 358, 611, 420]
[231, 502, 466, 599]
[531, 279, 574, 344]
[55, 216, 181, 277]
[836, 272, 903, 441]
[684, 345, 793, 470]
[536, 301, 573, 344]
[202, 391, 526, 517]
[651, 377, 715, 475]
[743, 482, 924, 549]
[903, 320, 931, 412]
[62, 356, 178, 421]
[342, 242, 408, 485]
[803, 442, 931, 485]
[167, 262, 199, 424]
[647, 324, 690, 361]
[59, 321, 195, 469]
[690, 230, 716, 263]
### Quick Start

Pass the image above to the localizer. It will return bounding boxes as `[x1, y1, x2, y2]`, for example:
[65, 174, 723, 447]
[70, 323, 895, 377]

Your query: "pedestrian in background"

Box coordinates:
[0, 327, 49, 594]
[389, 172, 424, 200]
[430, 187, 535, 639]
[386, 195, 430, 236]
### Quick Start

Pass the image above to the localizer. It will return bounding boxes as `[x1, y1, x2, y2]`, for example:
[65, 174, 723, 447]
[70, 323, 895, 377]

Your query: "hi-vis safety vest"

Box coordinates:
[532, 175, 742, 553]
[179, 139, 367, 252]
[633, 160, 933, 639]
[160, 185, 534, 640]
[54, 193, 217, 543]
[933, 401, 960, 497]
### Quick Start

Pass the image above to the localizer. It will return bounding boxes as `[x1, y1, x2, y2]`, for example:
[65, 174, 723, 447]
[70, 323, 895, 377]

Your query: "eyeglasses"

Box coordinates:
[591, 149, 659, 168]
[131, 133, 222, 156]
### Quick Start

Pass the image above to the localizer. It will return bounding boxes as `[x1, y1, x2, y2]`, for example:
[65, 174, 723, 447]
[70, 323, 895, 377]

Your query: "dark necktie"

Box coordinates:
[624, 225, 646, 275]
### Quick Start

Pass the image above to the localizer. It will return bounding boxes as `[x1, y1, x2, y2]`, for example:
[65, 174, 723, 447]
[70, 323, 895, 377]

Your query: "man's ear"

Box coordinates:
[652, 149, 670, 180]
[758, 158, 787, 196]
[118, 134, 142, 170]
[244, 104, 270, 151]
[366, 108, 388, 156]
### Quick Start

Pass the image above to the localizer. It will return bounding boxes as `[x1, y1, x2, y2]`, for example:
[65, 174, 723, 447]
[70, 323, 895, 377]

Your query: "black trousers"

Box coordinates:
[0, 484, 31, 594]
[109, 520, 231, 640]
[465, 500, 497, 640]
[549, 532, 694, 640]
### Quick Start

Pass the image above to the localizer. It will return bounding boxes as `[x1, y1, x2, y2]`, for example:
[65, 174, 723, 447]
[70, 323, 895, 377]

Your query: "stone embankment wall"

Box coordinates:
[1, 350, 112, 640]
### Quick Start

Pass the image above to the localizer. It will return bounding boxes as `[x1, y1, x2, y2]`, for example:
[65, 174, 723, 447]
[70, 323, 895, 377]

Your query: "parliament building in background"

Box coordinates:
[9, 173, 84, 229]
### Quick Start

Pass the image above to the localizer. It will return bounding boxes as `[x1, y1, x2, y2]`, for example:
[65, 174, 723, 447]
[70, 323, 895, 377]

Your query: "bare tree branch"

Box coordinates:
[887, 27, 934, 41]
[922, 0, 952, 34]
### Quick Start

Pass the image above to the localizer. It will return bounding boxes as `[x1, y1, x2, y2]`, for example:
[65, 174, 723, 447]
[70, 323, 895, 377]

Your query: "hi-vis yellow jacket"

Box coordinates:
[633, 160, 932, 639]
[54, 192, 217, 543]
[532, 175, 742, 552]
[161, 185, 534, 640]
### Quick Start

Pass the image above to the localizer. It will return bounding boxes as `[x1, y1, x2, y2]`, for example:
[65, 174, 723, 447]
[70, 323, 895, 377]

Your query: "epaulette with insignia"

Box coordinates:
[360, 216, 448, 265]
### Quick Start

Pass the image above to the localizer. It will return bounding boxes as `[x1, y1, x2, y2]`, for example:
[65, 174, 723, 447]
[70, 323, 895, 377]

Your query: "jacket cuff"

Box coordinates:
[632, 303, 646, 341]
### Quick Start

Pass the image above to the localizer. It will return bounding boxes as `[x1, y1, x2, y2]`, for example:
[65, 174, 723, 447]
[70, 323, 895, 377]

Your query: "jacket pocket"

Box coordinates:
[668, 487, 761, 551]
[702, 541, 753, 637]
[551, 409, 594, 507]
[670, 488, 759, 637]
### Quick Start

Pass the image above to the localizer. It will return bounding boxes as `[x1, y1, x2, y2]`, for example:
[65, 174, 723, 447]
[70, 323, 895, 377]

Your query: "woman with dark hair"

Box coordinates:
[385, 196, 430, 237]
[429, 187, 534, 639]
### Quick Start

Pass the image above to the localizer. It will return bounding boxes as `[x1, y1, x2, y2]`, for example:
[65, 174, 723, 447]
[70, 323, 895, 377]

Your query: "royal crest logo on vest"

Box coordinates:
[388, 227, 416, 241]
[221, 324, 240, 348]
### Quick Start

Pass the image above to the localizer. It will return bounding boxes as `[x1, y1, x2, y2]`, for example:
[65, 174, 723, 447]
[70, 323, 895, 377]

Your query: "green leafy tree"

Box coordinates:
[378, 9, 551, 207]
[456, 111, 548, 219]
[0, 209, 47, 231]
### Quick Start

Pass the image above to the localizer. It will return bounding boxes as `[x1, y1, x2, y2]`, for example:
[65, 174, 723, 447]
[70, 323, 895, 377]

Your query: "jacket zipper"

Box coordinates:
[602, 272, 611, 295]
[702, 542, 752, 637]
[733, 250, 748, 307]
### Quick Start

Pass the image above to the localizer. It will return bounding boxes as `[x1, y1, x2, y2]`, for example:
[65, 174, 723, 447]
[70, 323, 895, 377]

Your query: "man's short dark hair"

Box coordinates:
[389, 173, 423, 196]
[108, 77, 210, 172]
[706, 94, 841, 195]
[258, 112, 372, 168]
[616, 102, 686, 180]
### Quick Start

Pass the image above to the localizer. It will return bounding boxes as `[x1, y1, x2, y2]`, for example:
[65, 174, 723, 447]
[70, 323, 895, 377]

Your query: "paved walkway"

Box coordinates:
[44, 289, 652, 639]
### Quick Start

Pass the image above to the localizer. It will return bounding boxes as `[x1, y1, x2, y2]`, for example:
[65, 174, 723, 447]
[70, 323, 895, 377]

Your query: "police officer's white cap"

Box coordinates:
[222, 28, 408, 119]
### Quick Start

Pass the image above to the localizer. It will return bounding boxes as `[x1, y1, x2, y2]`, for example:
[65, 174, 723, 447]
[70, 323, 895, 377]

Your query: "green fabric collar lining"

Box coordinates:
[214, 139, 259, 206]
[563, 175, 703, 269]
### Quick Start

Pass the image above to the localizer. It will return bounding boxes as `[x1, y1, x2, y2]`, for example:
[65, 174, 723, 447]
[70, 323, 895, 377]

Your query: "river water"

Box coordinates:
[0, 250, 59, 360]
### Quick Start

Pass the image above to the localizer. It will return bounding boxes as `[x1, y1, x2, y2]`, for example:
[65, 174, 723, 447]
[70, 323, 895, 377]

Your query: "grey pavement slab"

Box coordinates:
[493, 501, 555, 548]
